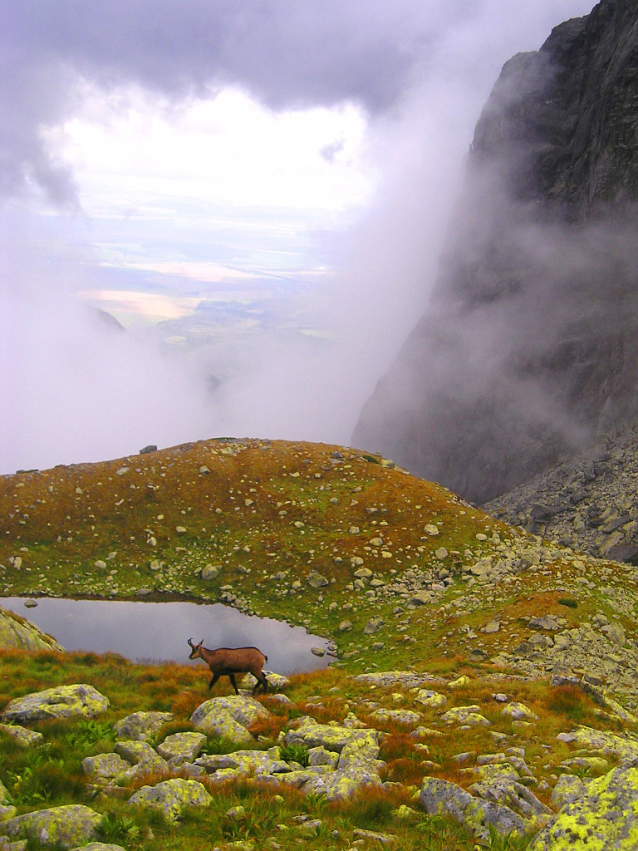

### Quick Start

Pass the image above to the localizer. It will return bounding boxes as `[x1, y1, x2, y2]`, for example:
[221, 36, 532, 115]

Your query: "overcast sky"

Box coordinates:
[1, 0, 596, 473]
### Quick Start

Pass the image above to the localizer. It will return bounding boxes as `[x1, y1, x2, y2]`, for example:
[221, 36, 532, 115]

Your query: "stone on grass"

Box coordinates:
[415, 689, 447, 709]
[441, 706, 491, 727]
[420, 777, 525, 842]
[285, 716, 377, 753]
[113, 710, 173, 741]
[0, 722, 44, 747]
[529, 767, 638, 850]
[71, 845, 127, 851]
[190, 695, 270, 744]
[157, 731, 207, 764]
[501, 702, 538, 722]
[371, 708, 421, 726]
[81, 752, 130, 787]
[1, 685, 108, 723]
[242, 671, 288, 691]
[2, 804, 101, 849]
[129, 778, 212, 823]
[113, 740, 169, 783]
[550, 774, 587, 808]
[196, 747, 290, 777]
[353, 828, 396, 845]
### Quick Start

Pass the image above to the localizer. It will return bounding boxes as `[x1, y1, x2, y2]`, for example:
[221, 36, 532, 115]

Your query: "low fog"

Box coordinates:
[1, 0, 595, 474]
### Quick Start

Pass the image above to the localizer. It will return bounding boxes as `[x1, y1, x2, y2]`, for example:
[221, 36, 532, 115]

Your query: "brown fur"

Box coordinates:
[187, 638, 269, 695]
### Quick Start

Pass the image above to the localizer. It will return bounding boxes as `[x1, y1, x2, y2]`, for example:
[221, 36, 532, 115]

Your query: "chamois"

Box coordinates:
[187, 638, 269, 695]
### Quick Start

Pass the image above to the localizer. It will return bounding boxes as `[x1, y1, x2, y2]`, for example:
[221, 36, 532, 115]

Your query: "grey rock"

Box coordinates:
[113, 711, 173, 741]
[128, 778, 212, 823]
[157, 731, 207, 764]
[530, 766, 638, 850]
[0, 723, 44, 747]
[2, 805, 101, 849]
[190, 695, 270, 744]
[2, 685, 108, 723]
[420, 777, 526, 842]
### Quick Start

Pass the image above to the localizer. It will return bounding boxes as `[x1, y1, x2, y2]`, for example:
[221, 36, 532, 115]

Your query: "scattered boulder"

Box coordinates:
[441, 706, 491, 727]
[0, 722, 44, 747]
[420, 777, 526, 842]
[157, 731, 207, 765]
[196, 747, 290, 778]
[81, 752, 130, 788]
[113, 711, 173, 741]
[529, 767, 638, 850]
[2, 685, 108, 723]
[129, 778, 212, 823]
[190, 696, 270, 744]
[1, 804, 102, 849]
[0, 607, 63, 652]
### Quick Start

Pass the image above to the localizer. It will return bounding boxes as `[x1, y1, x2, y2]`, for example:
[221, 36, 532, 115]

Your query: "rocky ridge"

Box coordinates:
[485, 423, 638, 563]
[354, 0, 638, 504]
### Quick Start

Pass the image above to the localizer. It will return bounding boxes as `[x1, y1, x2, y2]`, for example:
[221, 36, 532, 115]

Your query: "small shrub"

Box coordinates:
[280, 743, 310, 767]
[558, 598, 578, 609]
[200, 735, 239, 756]
[97, 811, 142, 845]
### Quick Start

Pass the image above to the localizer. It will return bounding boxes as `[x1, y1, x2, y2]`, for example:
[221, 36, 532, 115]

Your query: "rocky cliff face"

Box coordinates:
[353, 0, 638, 504]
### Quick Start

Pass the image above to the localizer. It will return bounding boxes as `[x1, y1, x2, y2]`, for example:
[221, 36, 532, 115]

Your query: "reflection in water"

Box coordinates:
[1, 597, 331, 674]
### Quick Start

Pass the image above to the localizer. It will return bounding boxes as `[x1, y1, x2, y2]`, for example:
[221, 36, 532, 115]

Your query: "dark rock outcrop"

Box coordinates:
[354, 0, 638, 504]
[485, 422, 638, 563]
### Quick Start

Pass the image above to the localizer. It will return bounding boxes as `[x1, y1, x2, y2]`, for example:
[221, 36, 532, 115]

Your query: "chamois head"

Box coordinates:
[187, 637, 204, 660]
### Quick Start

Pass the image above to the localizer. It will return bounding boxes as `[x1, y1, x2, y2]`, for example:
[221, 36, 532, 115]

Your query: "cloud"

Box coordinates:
[1, 0, 598, 474]
[2, 1, 594, 204]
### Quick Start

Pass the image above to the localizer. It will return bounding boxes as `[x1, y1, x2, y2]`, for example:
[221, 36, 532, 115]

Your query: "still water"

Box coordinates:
[1, 597, 331, 674]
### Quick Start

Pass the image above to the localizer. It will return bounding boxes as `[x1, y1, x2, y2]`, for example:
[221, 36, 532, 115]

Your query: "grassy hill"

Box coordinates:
[2, 438, 638, 849]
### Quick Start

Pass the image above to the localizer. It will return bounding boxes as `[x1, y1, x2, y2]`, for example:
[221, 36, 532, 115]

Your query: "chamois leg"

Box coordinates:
[208, 672, 220, 691]
[253, 672, 268, 695]
[228, 673, 240, 695]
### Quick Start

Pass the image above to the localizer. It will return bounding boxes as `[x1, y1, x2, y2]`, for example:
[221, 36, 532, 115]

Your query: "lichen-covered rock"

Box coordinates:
[415, 689, 447, 709]
[0, 779, 16, 821]
[2, 804, 101, 849]
[420, 777, 526, 842]
[565, 725, 638, 766]
[196, 746, 290, 777]
[157, 731, 206, 764]
[308, 747, 339, 769]
[241, 671, 288, 691]
[190, 696, 270, 744]
[559, 755, 609, 776]
[371, 709, 421, 727]
[81, 753, 130, 787]
[0, 723, 43, 747]
[284, 716, 378, 753]
[113, 740, 168, 784]
[2, 685, 108, 723]
[441, 705, 491, 727]
[128, 778, 212, 823]
[356, 671, 441, 690]
[70, 845, 127, 851]
[0, 607, 63, 652]
[113, 711, 173, 741]
[550, 774, 587, 809]
[469, 778, 552, 819]
[501, 702, 538, 722]
[529, 766, 638, 850]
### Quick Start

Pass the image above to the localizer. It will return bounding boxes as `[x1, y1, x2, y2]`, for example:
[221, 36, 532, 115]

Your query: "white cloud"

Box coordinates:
[47, 85, 374, 219]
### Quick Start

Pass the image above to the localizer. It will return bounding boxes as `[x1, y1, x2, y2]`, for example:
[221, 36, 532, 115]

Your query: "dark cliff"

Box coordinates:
[353, 0, 638, 504]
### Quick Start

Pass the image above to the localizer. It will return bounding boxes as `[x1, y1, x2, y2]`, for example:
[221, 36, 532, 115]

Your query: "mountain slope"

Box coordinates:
[354, 0, 638, 504]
